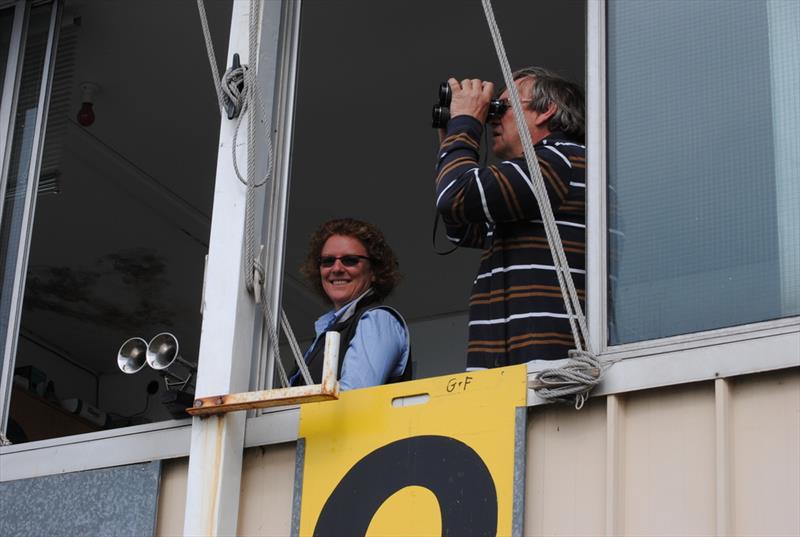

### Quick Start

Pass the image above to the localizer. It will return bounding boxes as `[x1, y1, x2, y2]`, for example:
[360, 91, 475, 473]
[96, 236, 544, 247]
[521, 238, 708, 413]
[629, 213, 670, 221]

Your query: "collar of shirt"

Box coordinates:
[539, 130, 580, 145]
[312, 287, 375, 336]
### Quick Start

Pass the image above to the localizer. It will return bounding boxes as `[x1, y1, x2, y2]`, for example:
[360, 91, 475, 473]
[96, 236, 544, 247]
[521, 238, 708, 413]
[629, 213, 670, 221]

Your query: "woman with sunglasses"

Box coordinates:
[290, 218, 411, 390]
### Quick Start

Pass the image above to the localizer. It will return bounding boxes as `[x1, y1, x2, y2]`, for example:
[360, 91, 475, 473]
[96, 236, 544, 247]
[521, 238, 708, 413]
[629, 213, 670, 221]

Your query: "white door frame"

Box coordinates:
[182, 0, 302, 534]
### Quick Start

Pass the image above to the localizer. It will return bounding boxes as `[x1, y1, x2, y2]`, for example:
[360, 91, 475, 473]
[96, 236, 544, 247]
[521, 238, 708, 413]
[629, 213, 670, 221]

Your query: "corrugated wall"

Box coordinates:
[526, 369, 800, 537]
[156, 369, 800, 536]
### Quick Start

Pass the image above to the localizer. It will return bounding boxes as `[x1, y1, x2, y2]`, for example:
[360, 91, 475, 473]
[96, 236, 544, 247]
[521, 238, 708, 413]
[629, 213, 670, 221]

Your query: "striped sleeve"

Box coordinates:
[439, 221, 490, 249]
[434, 116, 573, 234]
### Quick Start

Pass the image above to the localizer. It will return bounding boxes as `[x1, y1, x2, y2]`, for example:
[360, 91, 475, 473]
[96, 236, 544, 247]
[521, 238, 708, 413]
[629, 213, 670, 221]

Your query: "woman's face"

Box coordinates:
[319, 235, 375, 311]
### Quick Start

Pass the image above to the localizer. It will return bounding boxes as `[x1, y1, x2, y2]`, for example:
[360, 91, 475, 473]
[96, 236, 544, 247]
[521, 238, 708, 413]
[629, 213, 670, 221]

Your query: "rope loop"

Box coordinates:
[535, 350, 609, 409]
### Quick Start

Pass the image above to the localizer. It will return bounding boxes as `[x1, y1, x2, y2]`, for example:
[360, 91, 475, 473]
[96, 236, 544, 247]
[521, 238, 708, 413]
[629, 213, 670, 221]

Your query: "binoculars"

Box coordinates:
[431, 81, 508, 128]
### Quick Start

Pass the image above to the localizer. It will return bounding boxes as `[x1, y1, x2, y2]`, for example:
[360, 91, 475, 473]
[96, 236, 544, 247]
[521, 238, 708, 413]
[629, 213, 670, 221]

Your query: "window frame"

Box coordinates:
[574, 0, 799, 408]
[0, 0, 26, 190]
[0, 0, 60, 432]
[181, 1, 301, 533]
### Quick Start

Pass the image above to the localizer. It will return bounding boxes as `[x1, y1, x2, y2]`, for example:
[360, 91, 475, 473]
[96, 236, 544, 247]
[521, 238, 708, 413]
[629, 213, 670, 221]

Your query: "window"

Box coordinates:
[606, 0, 799, 345]
[1, 0, 232, 444]
[278, 0, 586, 383]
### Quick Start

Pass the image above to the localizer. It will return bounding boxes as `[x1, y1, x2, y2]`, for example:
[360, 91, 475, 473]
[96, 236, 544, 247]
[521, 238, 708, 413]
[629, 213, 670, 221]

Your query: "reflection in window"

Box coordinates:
[607, 0, 799, 345]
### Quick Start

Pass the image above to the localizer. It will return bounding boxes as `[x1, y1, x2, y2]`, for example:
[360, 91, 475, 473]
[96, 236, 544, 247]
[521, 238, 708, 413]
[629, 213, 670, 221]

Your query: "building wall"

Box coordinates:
[156, 457, 188, 537]
[155, 369, 800, 536]
[237, 443, 297, 536]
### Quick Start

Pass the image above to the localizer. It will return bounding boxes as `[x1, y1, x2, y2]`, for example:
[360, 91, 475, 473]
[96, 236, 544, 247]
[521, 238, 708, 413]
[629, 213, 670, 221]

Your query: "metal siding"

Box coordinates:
[730, 369, 800, 536]
[0, 460, 161, 537]
[237, 443, 297, 537]
[621, 383, 716, 535]
[526, 399, 606, 536]
[156, 458, 188, 537]
[154, 369, 800, 536]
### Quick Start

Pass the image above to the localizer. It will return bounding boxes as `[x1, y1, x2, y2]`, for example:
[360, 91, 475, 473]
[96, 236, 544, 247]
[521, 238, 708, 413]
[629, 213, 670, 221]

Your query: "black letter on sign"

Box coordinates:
[313, 435, 497, 537]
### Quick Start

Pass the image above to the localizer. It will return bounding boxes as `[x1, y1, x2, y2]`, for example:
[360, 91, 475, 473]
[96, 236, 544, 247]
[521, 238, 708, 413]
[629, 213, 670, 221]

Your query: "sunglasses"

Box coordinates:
[495, 98, 533, 115]
[318, 255, 371, 268]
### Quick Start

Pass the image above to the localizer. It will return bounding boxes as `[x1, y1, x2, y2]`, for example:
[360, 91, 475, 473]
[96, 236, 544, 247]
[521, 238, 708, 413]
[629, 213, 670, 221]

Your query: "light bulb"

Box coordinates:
[77, 101, 94, 126]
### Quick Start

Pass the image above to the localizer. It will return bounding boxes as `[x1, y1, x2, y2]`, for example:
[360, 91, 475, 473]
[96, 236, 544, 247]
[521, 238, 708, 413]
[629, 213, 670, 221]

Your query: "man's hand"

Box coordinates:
[448, 77, 495, 124]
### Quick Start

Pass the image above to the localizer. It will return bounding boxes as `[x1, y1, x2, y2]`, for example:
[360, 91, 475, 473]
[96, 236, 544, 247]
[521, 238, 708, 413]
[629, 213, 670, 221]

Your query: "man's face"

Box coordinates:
[490, 78, 547, 160]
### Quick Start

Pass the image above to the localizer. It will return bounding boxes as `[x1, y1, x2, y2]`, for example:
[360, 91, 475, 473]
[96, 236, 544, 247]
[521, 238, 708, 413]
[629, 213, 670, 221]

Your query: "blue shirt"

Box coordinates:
[294, 295, 410, 391]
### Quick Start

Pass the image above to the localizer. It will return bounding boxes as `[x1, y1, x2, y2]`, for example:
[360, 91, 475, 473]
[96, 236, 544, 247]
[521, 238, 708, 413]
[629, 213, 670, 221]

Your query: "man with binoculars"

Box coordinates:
[433, 66, 586, 370]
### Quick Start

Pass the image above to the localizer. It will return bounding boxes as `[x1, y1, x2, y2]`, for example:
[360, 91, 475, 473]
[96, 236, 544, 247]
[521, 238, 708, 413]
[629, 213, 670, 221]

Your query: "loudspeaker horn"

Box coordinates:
[117, 337, 148, 374]
[146, 332, 196, 371]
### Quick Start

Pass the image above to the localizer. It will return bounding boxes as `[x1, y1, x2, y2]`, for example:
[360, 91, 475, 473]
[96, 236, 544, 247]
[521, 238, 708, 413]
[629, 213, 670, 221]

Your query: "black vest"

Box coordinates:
[292, 293, 412, 386]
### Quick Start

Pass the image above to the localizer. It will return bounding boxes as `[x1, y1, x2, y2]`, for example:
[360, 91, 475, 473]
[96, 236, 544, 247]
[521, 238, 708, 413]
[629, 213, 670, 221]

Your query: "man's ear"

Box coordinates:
[533, 102, 557, 127]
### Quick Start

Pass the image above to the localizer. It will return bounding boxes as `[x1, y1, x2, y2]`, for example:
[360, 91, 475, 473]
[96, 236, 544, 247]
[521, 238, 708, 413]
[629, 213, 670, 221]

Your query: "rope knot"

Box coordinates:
[534, 349, 605, 409]
[222, 62, 248, 120]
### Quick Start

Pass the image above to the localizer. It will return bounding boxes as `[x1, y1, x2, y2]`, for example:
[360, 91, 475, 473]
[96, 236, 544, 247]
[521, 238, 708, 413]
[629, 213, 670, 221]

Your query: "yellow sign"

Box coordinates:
[294, 365, 527, 536]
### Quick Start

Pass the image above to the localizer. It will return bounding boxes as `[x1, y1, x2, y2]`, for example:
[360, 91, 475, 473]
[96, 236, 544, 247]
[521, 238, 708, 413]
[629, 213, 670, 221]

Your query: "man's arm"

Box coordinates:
[431, 79, 495, 249]
[435, 116, 573, 228]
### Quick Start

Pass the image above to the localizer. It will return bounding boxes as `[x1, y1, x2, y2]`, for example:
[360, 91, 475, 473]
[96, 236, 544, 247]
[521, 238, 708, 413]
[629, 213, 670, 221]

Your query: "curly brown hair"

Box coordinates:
[301, 218, 401, 304]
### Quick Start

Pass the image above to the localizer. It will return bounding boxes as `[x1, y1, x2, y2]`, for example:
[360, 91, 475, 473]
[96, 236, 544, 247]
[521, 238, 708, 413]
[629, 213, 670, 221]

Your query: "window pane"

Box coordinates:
[2, 0, 232, 444]
[607, 0, 800, 344]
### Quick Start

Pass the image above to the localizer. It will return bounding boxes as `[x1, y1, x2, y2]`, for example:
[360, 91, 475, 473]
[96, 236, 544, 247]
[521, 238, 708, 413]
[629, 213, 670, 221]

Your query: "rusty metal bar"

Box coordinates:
[187, 332, 341, 416]
[188, 385, 338, 415]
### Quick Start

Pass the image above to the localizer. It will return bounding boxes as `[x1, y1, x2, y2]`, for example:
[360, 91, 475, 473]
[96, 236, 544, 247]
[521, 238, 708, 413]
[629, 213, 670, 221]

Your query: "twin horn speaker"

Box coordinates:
[117, 332, 196, 376]
[117, 337, 148, 374]
[147, 332, 182, 371]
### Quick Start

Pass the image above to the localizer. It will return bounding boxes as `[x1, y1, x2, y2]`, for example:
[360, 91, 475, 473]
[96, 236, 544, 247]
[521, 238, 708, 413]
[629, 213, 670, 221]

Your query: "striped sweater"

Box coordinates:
[435, 116, 585, 368]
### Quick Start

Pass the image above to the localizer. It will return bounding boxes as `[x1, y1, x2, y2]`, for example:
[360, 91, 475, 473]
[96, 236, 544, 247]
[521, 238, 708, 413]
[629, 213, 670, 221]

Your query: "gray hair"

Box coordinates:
[511, 66, 585, 142]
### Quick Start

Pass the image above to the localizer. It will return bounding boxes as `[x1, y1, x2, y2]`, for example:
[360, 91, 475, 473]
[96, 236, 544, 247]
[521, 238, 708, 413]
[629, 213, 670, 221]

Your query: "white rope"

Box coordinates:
[261, 300, 289, 388]
[282, 309, 313, 385]
[243, 0, 262, 296]
[536, 350, 606, 409]
[196, 0, 311, 388]
[481, 0, 611, 407]
[197, 0, 270, 190]
[196, 0, 225, 113]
